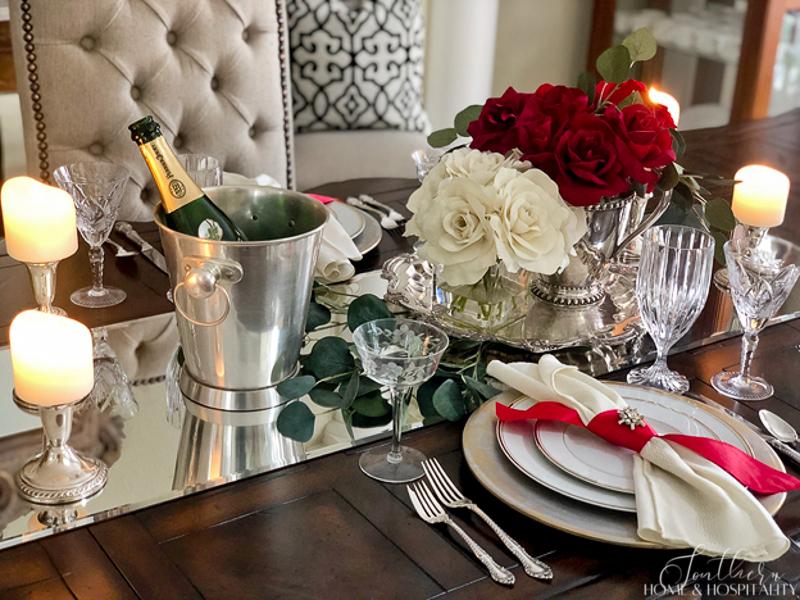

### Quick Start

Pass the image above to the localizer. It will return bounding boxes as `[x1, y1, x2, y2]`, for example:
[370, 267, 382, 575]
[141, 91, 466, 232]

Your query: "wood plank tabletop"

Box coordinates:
[1, 112, 800, 598]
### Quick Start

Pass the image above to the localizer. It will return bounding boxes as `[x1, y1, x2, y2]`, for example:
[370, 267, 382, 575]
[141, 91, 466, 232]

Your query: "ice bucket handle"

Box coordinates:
[174, 256, 244, 327]
[609, 189, 673, 262]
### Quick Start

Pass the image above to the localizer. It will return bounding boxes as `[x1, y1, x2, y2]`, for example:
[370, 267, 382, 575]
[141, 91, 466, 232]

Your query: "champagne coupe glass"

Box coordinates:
[177, 154, 222, 188]
[353, 318, 449, 483]
[53, 162, 130, 308]
[711, 240, 800, 400]
[627, 225, 714, 393]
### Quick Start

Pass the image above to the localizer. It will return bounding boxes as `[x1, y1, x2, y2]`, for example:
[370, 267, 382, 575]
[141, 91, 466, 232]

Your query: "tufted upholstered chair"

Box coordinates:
[9, 0, 295, 221]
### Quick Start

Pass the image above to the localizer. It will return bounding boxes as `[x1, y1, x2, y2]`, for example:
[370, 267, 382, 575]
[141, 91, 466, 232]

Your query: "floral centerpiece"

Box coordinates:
[408, 28, 734, 315]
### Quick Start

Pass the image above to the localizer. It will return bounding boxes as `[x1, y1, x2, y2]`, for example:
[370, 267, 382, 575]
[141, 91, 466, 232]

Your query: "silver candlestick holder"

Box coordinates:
[713, 223, 769, 291]
[25, 260, 66, 315]
[13, 392, 107, 504]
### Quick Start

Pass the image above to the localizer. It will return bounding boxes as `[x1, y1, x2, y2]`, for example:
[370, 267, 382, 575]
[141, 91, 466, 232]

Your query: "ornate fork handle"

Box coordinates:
[445, 517, 515, 586]
[469, 504, 553, 580]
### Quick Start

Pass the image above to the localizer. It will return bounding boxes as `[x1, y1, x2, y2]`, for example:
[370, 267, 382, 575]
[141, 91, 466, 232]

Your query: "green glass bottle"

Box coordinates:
[128, 116, 247, 241]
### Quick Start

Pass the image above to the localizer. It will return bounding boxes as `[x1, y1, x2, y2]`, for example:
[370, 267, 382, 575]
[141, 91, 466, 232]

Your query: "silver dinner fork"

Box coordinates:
[422, 458, 553, 580]
[104, 238, 137, 258]
[408, 481, 515, 586]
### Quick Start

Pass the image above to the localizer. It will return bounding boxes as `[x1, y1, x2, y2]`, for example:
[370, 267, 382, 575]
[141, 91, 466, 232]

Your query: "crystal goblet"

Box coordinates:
[53, 162, 130, 308]
[711, 240, 800, 401]
[353, 318, 449, 483]
[627, 225, 714, 393]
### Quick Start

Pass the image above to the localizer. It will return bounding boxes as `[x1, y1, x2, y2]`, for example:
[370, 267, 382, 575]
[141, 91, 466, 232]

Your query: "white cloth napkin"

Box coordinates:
[487, 355, 790, 561]
[222, 172, 362, 283]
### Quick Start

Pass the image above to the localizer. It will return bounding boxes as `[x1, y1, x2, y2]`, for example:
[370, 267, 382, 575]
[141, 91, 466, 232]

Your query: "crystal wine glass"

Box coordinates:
[53, 162, 130, 308]
[711, 240, 800, 401]
[353, 318, 449, 483]
[177, 154, 222, 188]
[627, 225, 714, 393]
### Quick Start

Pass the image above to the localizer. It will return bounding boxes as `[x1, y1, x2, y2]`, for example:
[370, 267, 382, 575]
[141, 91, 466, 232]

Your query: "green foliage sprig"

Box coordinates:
[275, 290, 497, 442]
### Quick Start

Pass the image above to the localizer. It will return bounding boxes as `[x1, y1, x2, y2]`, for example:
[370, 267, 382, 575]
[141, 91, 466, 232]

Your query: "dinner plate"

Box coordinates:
[532, 386, 752, 494]
[464, 385, 786, 548]
[352, 211, 382, 255]
[328, 202, 366, 239]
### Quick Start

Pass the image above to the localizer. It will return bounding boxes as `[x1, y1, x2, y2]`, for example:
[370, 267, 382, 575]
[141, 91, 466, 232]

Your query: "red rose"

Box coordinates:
[604, 103, 676, 188]
[553, 113, 632, 206]
[534, 83, 590, 122]
[594, 79, 646, 108]
[467, 87, 540, 155]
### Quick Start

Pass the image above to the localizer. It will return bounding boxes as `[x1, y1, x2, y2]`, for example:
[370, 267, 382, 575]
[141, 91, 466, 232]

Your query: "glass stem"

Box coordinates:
[387, 386, 412, 464]
[738, 331, 759, 383]
[89, 246, 105, 294]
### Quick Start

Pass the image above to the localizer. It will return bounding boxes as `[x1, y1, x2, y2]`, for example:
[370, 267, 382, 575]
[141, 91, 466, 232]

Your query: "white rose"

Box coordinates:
[410, 177, 499, 286]
[489, 168, 587, 275]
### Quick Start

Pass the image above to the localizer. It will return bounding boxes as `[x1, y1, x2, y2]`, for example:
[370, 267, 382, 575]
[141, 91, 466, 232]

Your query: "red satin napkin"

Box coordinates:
[306, 193, 336, 204]
[497, 401, 800, 495]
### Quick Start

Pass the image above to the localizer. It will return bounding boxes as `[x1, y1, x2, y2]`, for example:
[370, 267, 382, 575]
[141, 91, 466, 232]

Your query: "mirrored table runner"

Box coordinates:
[0, 267, 799, 550]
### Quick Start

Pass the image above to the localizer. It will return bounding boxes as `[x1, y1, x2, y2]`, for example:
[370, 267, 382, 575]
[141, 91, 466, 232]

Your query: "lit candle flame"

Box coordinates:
[648, 87, 680, 128]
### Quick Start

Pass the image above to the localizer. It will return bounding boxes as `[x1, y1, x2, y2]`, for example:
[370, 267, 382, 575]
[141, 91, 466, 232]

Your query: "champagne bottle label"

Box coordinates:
[137, 137, 205, 213]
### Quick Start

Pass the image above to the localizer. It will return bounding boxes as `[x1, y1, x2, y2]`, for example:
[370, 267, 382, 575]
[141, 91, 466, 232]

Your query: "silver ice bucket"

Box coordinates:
[155, 185, 328, 411]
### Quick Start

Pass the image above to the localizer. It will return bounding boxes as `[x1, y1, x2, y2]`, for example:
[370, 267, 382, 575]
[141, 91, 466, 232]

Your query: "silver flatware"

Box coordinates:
[114, 222, 168, 274]
[345, 196, 398, 230]
[759, 409, 800, 465]
[422, 458, 552, 580]
[408, 481, 515, 586]
[105, 238, 138, 258]
[688, 392, 800, 467]
[358, 194, 405, 223]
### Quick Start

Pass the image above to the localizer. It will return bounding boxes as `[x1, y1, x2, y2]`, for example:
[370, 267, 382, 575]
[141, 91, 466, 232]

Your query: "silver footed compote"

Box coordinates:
[627, 225, 714, 393]
[53, 162, 130, 308]
[712, 240, 800, 401]
[353, 318, 448, 483]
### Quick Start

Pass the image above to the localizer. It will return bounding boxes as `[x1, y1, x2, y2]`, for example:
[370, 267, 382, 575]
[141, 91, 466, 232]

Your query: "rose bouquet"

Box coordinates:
[411, 28, 735, 305]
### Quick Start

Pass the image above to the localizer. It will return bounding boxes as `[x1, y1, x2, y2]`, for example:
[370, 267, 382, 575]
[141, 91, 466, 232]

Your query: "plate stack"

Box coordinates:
[463, 383, 787, 548]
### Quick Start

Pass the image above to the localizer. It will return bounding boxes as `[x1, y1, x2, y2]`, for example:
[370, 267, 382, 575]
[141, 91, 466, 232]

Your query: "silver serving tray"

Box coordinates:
[382, 254, 642, 353]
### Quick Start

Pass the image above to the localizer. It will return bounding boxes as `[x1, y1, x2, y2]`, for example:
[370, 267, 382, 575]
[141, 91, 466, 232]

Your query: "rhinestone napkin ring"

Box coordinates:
[617, 407, 645, 430]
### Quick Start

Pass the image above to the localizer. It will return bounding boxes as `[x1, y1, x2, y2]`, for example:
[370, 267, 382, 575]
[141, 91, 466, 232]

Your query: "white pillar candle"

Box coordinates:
[648, 87, 681, 127]
[731, 164, 790, 228]
[10, 310, 94, 406]
[1, 177, 78, 263]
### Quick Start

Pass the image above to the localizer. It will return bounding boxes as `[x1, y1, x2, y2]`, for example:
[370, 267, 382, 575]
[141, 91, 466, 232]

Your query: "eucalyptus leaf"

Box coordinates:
[276, 375, 316, 400]
[276, 402, 315, 442]
[462, 376, 499, 400]
[596, 45, 631, 84]
[659, 162, 680, 191]
[309, 387, 349, 408]
[306, 337, 354, 379]
[352, 411, 393, 428]
[341, 370, 360, 407]
[427, 128, 458, 148]
[710, 228, 729, 265]
[356, 377, 381, 397]
[671, 129, 686, 159]
[352, 390, 390, 417]
[705, 197, 736, 232]
[577, 71, 597, 104]
[347, 293, 393, 332]
[416, 376, 445, 418]
[306, 300, 331, 332]
[622, 27, 657, 62]
[432, 379, 466, 422]
[454, 104, 483, 137]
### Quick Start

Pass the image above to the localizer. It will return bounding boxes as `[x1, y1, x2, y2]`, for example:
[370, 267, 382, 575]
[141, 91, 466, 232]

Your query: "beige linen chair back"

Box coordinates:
[9, 0, 294, 221]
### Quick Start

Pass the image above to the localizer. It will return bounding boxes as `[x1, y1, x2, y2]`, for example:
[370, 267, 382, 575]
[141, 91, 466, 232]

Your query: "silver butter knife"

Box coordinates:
[687, 392, 800, 467]
[114, 222, 168, 274]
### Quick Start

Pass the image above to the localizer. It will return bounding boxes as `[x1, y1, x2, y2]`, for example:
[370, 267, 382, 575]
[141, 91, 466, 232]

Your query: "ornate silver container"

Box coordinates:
[531, 191, 671, 306]
[155, 185, 328, 411]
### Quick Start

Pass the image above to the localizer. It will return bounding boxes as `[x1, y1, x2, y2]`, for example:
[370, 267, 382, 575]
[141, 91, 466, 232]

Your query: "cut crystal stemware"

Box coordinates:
[711, 240, 800, 401]
[627, 225, 714, 393]
[353, 318, 448, 483]
[53, 162, 130, 308]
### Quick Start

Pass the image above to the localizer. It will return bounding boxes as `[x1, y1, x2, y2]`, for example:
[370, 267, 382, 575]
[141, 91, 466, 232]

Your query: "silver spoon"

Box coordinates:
[758, 409, 800, 466]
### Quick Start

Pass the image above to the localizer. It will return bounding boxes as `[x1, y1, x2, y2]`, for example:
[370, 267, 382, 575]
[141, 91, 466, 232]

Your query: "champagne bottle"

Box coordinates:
[128, 116, 247, 241]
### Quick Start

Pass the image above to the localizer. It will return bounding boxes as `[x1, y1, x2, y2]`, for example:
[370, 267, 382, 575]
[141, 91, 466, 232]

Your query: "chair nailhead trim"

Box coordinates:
[19, 0, 49, 181]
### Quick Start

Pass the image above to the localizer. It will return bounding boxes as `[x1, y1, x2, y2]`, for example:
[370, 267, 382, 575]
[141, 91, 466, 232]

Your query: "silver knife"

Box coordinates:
[687, 392, 800, 467]
[114, 222, 168, 274]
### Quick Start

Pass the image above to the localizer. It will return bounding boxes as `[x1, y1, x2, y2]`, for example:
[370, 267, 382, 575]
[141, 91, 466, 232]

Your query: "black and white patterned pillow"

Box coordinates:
[287, 0, 428, 133]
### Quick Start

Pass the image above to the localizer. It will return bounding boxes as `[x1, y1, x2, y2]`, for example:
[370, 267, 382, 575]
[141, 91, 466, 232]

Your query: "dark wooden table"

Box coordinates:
[2, 112, 800, 598]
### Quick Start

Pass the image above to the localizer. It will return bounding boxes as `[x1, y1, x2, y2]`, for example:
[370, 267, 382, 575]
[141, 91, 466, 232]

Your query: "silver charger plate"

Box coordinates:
[328, 202, 366, 239]
[463, 388, 786, 548]
[382, 253, 641, 353]
[530, 385, 752, 495]
[352, 211, 382, 256]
